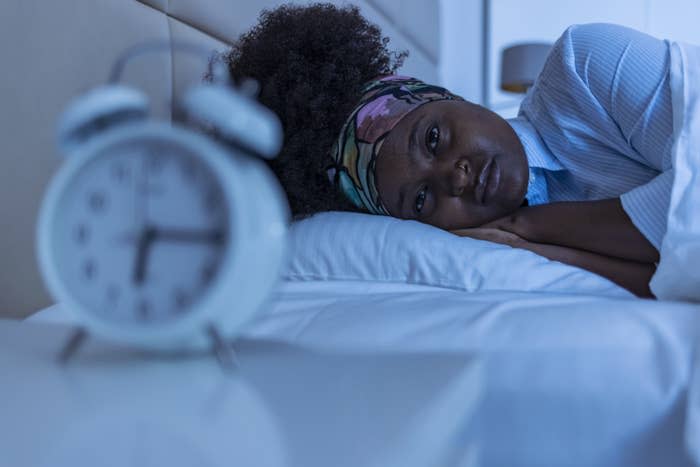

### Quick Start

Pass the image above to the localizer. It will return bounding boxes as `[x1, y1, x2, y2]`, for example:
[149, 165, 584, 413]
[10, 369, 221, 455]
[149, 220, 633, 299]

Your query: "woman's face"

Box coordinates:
[374, 99, 529, 230]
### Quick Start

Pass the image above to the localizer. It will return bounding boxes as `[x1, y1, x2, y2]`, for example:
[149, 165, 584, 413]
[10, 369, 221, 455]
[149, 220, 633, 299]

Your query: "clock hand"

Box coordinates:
[132, 226, 156, 285]
[132, 227, 222, 284]
[132, 230, 148, 285]
[132, 154, 155, 285]
[150, 227, 225, 245]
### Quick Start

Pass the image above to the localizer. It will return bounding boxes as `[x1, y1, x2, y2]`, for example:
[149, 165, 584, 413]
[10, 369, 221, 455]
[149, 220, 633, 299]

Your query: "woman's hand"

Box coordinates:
[451, 227, 526, 248]
[454, 225, 655, 298]
[479, 200, 659, 263]
[479, 208, 532, 239]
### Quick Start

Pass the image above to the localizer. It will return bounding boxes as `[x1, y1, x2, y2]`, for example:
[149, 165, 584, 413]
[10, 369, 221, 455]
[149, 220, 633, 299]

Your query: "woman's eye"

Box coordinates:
[415, 188, 427, 213]
[426, 126, 440, 153]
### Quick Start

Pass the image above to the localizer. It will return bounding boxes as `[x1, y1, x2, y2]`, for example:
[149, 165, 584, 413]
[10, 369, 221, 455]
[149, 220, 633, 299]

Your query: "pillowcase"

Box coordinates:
[283, 211, 632, 297]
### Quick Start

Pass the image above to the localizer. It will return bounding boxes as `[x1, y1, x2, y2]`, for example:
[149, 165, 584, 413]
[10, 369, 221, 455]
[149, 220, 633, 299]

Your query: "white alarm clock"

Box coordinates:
[37, 47, 289, 354]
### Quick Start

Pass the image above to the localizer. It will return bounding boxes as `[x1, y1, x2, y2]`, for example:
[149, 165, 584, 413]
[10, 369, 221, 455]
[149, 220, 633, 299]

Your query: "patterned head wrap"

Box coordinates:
[329, 75, 464, 214]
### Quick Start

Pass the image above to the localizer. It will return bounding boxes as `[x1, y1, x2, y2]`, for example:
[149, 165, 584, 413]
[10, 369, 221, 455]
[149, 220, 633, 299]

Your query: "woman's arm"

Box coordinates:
[521, 24, 673, 255]
[483, 198, 659, 263]
[453, 227, 656, 298]
[516, 240, 655, 298]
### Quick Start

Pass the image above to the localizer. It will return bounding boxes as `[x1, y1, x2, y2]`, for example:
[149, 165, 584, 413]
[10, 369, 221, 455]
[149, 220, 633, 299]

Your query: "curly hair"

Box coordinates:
[223, 3, 406, 217]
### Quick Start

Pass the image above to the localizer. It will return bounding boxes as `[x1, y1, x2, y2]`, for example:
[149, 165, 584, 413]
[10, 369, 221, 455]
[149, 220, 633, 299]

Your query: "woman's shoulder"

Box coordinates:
[542, 23, 666, 79]
[529, 22, 668, 105]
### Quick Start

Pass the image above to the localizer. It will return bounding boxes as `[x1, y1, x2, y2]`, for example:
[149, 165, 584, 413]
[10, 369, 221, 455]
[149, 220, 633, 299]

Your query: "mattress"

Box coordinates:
[237, 281, 700, 466]
[32, 280, 700, 466]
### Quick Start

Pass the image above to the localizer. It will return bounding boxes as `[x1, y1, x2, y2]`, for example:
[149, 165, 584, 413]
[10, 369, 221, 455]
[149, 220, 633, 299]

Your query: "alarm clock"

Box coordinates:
[36, 46, 289, 354]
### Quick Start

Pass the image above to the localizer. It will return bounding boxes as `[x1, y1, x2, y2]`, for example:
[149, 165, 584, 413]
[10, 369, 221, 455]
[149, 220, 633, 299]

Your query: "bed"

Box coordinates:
[16, 283, 700, 466]
[19, 210, 700, 466]
[16, 57, 700, 456]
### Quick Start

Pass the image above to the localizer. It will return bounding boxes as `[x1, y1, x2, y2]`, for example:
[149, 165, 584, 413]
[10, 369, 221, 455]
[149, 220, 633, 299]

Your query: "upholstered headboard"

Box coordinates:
[0, 0, 440, 318]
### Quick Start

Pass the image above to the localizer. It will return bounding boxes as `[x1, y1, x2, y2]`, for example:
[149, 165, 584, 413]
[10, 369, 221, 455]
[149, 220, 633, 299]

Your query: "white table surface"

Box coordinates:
[0, 319, 479, 467]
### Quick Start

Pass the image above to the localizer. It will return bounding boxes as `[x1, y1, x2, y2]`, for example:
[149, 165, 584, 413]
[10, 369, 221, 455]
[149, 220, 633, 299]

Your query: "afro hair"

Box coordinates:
[222, 3, 406, 217]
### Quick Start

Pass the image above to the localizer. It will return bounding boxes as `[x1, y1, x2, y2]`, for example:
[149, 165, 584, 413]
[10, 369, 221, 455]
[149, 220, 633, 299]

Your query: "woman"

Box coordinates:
[225, 4, 675, 297]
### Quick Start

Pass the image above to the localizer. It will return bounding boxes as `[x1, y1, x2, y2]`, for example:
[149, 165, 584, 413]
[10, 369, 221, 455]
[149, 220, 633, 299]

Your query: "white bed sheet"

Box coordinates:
[34, 280, 700, 466]
[254, 281, 700, 466]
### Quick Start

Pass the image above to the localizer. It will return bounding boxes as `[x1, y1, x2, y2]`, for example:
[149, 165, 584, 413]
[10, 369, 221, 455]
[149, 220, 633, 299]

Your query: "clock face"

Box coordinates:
[52, 138, 229, 325]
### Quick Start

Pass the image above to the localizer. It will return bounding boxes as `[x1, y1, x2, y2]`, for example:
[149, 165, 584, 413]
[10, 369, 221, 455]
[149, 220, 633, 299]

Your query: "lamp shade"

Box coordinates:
[500, 43, 552, 93]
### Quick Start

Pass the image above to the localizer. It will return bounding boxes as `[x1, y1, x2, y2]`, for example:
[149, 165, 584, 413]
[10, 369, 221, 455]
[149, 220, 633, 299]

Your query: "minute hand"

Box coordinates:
[151, 227, 225, 245]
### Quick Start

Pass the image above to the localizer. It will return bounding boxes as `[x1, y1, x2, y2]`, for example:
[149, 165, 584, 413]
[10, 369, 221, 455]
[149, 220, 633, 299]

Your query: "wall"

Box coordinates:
[485, 0, 700, 117]
[439, 0, 484, 104]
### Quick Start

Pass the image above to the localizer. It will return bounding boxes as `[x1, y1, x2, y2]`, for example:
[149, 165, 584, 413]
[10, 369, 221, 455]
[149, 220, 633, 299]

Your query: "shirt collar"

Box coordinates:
[507, 116, 565, 171]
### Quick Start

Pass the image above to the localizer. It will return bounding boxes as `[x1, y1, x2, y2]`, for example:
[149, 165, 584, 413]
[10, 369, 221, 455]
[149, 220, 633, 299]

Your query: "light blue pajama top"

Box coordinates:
[508, 23, 674, 250]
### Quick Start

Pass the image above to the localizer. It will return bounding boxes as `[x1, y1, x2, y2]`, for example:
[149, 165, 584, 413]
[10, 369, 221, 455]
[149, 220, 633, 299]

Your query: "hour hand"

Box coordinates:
[151, 227, 225, 245]
[132, 227, 156, 285]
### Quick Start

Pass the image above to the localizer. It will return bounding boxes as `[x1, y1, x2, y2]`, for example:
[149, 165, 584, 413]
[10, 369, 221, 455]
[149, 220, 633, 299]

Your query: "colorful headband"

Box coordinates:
[329, 75, 464, 214]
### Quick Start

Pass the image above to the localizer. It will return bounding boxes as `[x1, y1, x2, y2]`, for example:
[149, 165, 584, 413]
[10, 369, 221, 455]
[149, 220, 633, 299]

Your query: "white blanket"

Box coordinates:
[651, 41, 700, 301]
[237, 282, 700, 465]
[32, 281, 700, 466]
[251, 282, 700, 466]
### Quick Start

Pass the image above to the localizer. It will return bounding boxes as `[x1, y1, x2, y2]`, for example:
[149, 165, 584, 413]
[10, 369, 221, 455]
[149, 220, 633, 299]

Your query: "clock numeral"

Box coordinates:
[137, 299, 152, 320]
[180, 159, 197, 182]
[148, 152, 165, 174]
[106, 284, 120, 303]
[173, 287, 190, 311]
[88, 191, 107, 213]
[203, 189, 221, 214]
[200, 262, 217, 286]
[111, 163, 130, 183]
[75, 224, 89, 245]
[82, 259, 97, 281]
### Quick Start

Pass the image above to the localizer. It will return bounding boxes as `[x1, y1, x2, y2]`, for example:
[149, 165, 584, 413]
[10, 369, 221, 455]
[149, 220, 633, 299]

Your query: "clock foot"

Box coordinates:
[207, 324, 238, 372]
[57, 327, 88, 365]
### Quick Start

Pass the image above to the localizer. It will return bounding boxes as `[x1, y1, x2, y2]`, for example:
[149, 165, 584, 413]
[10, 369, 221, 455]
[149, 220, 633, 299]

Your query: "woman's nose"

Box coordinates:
[444, 160, 471, 197]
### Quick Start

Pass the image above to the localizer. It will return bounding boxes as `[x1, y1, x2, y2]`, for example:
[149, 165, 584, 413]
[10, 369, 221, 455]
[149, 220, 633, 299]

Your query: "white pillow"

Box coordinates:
[283, 211, 633, 297]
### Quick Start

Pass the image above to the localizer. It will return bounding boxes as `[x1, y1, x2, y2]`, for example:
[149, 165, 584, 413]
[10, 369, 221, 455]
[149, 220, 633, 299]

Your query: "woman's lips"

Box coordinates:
[474, 159, 500, 205]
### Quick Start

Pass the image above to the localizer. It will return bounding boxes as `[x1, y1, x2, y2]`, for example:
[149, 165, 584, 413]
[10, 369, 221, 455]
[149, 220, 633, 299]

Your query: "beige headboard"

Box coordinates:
[0, 0, 440, 319]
